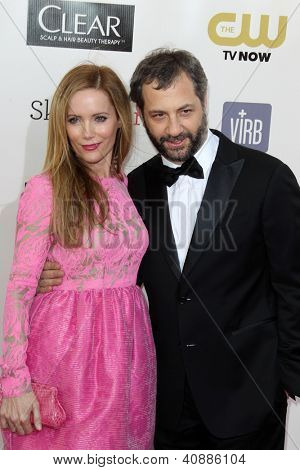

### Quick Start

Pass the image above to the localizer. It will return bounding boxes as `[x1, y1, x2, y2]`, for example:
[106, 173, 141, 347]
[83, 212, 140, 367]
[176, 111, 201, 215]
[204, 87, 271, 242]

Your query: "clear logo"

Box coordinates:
[27, 0, 135, 51]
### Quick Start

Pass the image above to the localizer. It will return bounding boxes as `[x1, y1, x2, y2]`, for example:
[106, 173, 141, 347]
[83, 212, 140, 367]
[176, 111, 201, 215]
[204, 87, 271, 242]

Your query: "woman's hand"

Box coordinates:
[0, 391, 42, 435]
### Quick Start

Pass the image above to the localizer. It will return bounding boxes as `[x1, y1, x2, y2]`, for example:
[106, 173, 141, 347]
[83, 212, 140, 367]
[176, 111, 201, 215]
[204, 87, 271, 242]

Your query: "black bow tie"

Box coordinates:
[162, 156, 204, 187]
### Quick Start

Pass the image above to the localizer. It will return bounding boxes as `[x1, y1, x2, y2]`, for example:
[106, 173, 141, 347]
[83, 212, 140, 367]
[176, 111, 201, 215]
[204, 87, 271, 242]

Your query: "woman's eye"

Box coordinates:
[95, 115, 107, 122]
[67, 116, 79, 124]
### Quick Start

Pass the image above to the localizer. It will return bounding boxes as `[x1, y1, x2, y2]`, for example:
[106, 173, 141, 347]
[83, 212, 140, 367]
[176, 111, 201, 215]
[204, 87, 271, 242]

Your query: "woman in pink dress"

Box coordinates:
[0, 64, 156, 449]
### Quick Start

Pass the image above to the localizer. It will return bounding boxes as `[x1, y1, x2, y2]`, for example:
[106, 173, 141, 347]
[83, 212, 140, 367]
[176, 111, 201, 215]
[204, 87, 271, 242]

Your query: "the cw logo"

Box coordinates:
[208, 13, 287, 48]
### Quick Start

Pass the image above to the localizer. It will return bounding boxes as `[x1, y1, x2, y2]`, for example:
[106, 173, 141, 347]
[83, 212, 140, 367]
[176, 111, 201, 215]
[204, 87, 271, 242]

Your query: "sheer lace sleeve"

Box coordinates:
[0, 174, 52, 397]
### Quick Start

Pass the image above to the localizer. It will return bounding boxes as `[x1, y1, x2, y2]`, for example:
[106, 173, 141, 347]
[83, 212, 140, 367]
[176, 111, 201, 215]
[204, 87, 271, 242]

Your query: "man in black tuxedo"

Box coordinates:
[126, 48, 300, 449]
[39, 49, 300, 449]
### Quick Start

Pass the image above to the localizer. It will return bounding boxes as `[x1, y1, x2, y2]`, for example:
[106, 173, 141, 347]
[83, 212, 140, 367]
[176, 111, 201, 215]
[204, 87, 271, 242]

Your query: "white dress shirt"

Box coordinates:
[161, 130, 220, 270]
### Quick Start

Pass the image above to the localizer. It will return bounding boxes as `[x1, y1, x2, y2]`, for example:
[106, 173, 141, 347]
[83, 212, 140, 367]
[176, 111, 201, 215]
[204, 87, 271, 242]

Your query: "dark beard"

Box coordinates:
[145, 112, 208, 164]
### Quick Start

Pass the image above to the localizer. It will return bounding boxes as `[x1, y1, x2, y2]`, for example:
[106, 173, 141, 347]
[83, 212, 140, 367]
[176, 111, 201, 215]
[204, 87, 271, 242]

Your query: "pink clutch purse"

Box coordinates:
[0, 382, 66, 429]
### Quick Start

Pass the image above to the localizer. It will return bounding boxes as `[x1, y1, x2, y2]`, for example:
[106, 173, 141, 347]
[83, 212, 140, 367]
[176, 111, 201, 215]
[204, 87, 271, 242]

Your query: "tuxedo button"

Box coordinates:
[178, 296, 191, 304]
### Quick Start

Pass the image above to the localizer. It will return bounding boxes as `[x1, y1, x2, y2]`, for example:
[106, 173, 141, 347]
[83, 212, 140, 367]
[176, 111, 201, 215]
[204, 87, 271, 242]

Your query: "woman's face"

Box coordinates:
[66, 88, 120, 177]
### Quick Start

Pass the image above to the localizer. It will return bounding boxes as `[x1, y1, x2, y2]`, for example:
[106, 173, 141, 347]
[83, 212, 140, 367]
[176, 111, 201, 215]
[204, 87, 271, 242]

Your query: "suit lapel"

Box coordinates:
[144, 156, 181, 280]
[182, 132, 245, 279]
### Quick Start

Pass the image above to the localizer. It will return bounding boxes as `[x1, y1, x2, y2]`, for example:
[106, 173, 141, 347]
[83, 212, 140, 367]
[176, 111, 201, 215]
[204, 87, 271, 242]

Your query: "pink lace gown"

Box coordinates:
[0, 173, 156, 449]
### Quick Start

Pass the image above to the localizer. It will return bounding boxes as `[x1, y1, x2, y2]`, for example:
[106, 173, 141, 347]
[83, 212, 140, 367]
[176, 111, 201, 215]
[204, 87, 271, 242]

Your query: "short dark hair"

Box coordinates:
[129, 48, 208, 111]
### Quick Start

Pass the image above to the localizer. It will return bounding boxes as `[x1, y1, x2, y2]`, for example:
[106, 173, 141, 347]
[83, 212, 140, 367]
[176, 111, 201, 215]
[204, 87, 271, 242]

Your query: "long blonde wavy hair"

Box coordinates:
[43, 64, 132, 247]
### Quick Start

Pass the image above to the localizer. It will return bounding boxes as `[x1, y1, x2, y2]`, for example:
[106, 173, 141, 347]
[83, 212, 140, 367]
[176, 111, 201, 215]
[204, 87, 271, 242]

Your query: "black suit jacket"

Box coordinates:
[128, 130, 300, 438]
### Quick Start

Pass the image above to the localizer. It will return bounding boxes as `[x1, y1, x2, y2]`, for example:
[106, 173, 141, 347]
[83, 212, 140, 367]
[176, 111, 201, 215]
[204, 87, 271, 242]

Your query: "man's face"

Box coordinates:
[141, 72, 207, 164]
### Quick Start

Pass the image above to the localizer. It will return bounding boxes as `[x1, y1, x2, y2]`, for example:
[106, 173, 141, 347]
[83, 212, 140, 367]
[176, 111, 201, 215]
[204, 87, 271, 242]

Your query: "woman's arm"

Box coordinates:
[0, 174, 52, 433]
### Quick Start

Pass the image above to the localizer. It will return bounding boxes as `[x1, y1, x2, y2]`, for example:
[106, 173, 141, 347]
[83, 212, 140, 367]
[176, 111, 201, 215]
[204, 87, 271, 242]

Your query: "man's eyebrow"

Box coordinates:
[148, 103, 194, 113]
[148, 109, 165, 114]
[178, 103, 194, 110]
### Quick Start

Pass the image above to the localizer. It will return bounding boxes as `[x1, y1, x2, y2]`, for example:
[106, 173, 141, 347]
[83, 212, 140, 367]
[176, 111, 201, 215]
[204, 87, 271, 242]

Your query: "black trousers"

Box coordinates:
[154, 381, 288, 450]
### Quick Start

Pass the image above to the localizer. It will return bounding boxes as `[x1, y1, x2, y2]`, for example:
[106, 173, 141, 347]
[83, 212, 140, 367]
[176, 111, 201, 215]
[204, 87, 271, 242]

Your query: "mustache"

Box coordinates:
[160, 132, 192, 144]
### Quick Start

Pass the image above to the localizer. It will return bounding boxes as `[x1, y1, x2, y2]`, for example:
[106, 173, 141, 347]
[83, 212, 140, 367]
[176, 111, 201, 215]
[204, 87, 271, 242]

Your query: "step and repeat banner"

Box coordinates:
[0, 0, 299, 450]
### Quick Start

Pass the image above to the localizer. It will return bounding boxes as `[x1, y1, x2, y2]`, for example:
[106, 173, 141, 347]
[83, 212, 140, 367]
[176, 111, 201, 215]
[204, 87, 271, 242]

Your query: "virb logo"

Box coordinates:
[221, 102, 272, 152]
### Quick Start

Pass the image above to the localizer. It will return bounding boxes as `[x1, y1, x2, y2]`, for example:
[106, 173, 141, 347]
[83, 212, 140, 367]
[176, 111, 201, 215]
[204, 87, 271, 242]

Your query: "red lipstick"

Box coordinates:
[82, 143, 99, 151]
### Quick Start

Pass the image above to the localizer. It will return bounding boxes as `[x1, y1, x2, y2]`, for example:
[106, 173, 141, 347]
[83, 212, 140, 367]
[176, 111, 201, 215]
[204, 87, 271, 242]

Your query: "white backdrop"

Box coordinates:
[0, 0, 299, 450]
